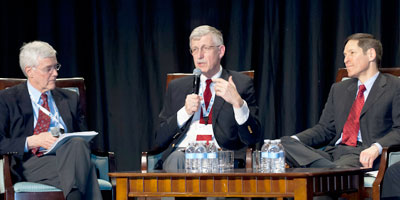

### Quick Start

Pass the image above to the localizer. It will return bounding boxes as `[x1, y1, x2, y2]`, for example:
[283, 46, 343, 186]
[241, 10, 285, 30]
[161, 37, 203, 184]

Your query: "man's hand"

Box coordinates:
[213, 76, 244, 108]
[185, 94, 202, 115]
[359, 144, 380, 168]
[27, 132, 58, 150]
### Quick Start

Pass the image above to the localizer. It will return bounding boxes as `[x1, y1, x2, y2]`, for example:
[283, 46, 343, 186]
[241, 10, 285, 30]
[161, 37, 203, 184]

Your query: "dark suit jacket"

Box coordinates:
[296, 73, 400, 149]
[154, 69, 261, 164]
[0, 82, 86, 181]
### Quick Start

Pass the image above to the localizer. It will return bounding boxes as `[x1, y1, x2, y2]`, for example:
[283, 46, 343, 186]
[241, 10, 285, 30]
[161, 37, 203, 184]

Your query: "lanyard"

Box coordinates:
[29, 92, 65, 130]
[199, 83, 215, 118]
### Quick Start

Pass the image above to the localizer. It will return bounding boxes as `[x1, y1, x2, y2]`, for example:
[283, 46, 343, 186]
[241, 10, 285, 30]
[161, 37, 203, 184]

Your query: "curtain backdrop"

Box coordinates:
[1, 0, 399, 171]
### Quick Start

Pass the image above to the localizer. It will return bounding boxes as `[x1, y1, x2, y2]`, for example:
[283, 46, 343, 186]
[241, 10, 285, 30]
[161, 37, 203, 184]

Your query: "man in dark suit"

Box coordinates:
[154, 25, 261, 171]
[281, 33, 400, 170]
[0, 41, 101, 200]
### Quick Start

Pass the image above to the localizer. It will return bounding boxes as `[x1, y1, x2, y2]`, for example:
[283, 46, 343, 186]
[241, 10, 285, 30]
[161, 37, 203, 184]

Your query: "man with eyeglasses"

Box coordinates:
[0, 41, 102, 200]
[154, 25, 261, 171]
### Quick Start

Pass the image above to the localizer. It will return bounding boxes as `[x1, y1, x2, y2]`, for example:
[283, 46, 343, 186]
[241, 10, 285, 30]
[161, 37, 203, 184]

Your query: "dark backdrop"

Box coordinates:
[1, 0, 399, 171]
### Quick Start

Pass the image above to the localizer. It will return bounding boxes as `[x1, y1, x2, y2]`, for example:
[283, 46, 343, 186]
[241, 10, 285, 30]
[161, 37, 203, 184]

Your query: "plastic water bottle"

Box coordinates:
[276, 139, 285, 172]
[185, 142, 195, 172]
[269, 140, 284, 173]
[207, 142, 218, 172]
[260, 139, 271, 172]
[194, 142, 207, 172]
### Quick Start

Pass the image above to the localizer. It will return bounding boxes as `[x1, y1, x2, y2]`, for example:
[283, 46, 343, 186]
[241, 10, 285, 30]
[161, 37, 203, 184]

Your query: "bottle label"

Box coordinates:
[207, 152, 217, 159]
[185, 153, 195, 159]
[261, 152, 268, 158]
[195, 153, 206, 159]
[270, 152, 279, 158]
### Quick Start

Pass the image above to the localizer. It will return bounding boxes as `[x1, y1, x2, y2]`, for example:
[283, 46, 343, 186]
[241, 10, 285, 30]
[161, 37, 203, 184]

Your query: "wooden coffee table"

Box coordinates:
[109, 168, 368, 200]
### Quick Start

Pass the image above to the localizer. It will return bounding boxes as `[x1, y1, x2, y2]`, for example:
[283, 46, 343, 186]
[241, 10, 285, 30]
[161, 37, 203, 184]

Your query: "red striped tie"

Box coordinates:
[342, 85, 366, 147]
[32, 94, 51, 156]
[200, 79, 212, 125]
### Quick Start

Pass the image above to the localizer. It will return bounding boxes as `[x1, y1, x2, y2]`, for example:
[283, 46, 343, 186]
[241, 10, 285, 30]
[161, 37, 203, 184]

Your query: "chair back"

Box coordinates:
[0, 78, 86, 115]
[166, 70, 254, 90]
[335, 68, 400, 82]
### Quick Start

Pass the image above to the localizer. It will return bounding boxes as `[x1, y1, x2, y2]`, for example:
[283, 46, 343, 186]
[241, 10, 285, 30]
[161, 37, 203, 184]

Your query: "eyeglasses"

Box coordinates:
[190, 45, 220, 55]
[33, 63, 61, 74]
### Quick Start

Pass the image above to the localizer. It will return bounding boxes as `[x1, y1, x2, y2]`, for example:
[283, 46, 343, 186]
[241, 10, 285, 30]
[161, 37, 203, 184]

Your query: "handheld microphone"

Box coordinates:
[50, 127, 60, 137]
[192, 68, 202, 94]
[50, 127, 64, 137]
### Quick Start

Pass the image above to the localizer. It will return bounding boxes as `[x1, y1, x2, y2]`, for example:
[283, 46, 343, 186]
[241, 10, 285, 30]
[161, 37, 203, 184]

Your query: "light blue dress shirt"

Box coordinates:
[25, 81, 68, 152]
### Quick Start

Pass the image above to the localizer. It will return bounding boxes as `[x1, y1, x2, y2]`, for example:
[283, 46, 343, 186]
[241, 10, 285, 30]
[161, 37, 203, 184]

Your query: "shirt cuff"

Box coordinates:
[177, 106, 192, 128]
[373, 143, 383, 155]
[233, 100, 250, 125]
[24, 138, 29, 152]
[291, 135, 300, 141]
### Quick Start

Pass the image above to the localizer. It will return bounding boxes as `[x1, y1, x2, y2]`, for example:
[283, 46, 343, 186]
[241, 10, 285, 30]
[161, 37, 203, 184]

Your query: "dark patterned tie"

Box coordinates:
[200, 79, 212, 125]
[32, 93, 51, 156]
[342, 85, 366, 146]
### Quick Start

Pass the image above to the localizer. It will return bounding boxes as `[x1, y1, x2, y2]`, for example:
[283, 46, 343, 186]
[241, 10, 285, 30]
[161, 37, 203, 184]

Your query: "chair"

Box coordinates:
[336, 68, 400, 200]
[141, 70, 255, 171]
[0, 78, 115, 200]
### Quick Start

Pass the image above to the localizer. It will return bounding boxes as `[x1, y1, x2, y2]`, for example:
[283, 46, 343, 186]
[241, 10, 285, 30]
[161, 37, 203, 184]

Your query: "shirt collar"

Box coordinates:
[200, 65, 222, 82]
[27, 81, 51, 103]
[358, 71, 380, 92]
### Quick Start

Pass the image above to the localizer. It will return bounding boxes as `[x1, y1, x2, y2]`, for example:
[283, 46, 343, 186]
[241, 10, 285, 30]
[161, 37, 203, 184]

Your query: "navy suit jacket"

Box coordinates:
[0, 82, 86, 181]
[154, 69, 261, 164]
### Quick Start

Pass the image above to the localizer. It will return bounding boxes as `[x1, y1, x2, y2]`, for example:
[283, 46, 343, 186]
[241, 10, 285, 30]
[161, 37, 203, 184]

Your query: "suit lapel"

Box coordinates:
[52, 89, 73, 132]
[18, 83, 35, 136]
[361, 74, 386, 116]
[212, 69, 229, 125]
[344, 80, 358, 112]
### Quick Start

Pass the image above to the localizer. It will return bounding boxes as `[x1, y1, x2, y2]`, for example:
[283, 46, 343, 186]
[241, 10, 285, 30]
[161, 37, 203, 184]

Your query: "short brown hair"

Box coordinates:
[344, 33, 383, 67]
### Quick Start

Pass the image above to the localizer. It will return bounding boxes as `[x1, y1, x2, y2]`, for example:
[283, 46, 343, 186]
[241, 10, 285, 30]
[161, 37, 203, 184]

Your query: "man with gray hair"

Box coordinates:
[0, 41, 102, 200]
[154, 25, 261, 171]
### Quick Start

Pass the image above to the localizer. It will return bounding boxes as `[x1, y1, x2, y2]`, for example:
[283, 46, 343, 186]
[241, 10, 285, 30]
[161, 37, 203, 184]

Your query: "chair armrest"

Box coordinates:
[3, 155, 15, 200]
[246, 148, 253, 170]
[90, 151, 116, 181]
[372, 145, 400, 199]
[141, 152, 148, 172]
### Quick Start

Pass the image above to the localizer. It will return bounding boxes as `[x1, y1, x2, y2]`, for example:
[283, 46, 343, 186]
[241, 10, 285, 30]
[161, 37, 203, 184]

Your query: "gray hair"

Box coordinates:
[189, 25, 224, 47]
[19, 41, 57, 76]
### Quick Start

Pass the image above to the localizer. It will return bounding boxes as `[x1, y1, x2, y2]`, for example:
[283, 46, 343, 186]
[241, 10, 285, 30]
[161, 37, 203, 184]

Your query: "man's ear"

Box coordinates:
[367, 48, 377, 62]
[25, 66, 33, 77]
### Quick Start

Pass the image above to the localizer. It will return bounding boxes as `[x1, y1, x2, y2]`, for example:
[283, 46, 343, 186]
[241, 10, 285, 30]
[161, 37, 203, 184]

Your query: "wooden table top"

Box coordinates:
[109, 167, 371, 178]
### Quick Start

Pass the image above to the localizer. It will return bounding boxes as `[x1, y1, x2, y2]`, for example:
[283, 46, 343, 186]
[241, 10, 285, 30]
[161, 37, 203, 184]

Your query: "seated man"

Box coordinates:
[0, 41, 101, 200]
[381, 161, 400, 199]
[281, 33, 400, 169]
[154, 25, 261, 171]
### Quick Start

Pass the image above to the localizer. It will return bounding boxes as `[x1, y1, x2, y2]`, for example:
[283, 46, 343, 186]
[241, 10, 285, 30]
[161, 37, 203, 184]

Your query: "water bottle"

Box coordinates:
[194, 142, 207, 172]
[207, 142, 218, 172]
[269, 140, 282, 173]
[185, 142, 195, 172]
[260, 139, 271, 172]
[276, 139, 285, 172]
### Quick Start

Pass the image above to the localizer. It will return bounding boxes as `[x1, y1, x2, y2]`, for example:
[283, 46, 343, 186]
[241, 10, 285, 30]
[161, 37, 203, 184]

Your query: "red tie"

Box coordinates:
[32, 94, 51, 156]
[200, 79, 212, 125]
[342, 85, 366, 147]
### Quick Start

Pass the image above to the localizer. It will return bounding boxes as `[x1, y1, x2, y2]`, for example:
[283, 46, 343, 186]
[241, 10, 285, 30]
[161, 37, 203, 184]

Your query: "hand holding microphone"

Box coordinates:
[185, 68, 203, 115]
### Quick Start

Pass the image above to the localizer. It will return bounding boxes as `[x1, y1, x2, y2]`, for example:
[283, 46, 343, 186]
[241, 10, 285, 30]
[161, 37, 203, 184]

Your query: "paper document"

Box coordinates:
[365, 170, 378, 177]
[41, 131, 98, 155]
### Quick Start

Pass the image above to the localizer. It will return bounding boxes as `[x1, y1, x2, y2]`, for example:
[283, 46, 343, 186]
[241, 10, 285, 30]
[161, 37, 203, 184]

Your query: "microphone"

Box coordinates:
[50, 127, 60, 137]
[50, 127, 64, 137]
[192, 68, 202, 94]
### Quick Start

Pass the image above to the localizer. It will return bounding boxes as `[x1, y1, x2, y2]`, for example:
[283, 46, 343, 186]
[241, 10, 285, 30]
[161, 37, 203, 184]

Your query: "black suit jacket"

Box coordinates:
[296, 73, 400, 149]
[154, 69, 261, 164]
[0, 82, 86, 181]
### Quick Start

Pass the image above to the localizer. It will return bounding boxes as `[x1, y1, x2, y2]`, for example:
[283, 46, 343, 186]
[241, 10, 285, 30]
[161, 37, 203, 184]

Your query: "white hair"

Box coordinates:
[19, 41, 57, 77]
[189, 25, 224, 47]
